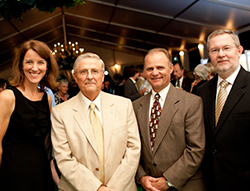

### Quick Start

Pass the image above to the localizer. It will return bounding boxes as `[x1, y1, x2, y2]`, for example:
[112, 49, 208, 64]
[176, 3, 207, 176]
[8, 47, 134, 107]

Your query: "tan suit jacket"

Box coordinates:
[51, 91, 141, 191]
[133, 84, 205, 191]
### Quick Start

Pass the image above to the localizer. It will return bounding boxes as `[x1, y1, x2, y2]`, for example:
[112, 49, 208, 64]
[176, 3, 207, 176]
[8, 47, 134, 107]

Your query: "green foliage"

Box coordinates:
[0, 0, 85, 20]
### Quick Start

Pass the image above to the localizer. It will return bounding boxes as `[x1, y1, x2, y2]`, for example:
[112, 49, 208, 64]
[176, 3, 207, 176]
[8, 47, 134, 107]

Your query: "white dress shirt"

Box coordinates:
[148, 83, 170, 120]
[79, 91, 103, 124]
[215, 65, 240, 104]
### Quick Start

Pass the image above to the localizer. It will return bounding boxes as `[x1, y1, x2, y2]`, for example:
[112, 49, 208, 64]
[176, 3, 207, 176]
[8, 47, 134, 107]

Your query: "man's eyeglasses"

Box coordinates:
[209, 45, 236, 55]
[75, 69, 103, 76]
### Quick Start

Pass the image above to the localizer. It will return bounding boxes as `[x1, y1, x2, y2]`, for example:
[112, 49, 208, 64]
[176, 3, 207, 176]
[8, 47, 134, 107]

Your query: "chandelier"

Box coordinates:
[52, 41, 84, 70]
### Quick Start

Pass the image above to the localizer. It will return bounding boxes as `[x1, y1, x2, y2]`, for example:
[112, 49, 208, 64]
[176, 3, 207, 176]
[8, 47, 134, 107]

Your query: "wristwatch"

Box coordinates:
[166, 180, 174, 188]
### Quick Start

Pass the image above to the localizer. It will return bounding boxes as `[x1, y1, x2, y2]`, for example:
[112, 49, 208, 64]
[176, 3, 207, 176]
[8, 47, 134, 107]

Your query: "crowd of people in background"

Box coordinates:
[0, 28, 249, 191]
[97, 58, 216, 102]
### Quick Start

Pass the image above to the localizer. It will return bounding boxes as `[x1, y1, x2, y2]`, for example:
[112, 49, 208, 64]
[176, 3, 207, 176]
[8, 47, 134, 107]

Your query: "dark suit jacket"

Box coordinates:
[197, 66, 250, 191]
[124, 78, 141, 101]
[171, 77, 193, 92]
[133, 84, 206, 191]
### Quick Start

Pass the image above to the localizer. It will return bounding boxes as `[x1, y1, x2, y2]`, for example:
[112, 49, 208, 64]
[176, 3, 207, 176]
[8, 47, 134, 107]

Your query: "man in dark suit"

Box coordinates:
[133, 48, 206, 191]
[171, 63, 193, 92]
[124, 65, 144, 101]
[197, 29, 250, 190]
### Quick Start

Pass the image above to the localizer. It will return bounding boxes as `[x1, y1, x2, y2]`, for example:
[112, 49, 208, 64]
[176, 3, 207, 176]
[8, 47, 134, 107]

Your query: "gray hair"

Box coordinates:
[194, 64, 208, 81]
[207, 29, 241, 50]
[59, 79, 69, 86]
[73, 52, 105, 72]
[144, 48, 173, 68]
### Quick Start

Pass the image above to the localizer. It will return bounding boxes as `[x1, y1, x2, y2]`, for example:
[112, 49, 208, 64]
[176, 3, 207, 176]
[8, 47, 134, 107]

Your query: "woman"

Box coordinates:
[54, 79, 69, 105]
[190, 64, 208, 94]
[0, 40, 59, 191]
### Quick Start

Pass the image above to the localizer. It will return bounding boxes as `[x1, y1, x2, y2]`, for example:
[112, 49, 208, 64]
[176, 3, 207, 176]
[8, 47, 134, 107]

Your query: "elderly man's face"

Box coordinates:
[73, 57, 104, 100]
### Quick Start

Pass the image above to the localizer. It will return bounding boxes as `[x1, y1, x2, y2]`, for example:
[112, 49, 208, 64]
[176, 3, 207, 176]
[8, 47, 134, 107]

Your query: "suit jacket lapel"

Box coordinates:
[72, 93, 98, 154]
[214, 67, 246, 135]
[137, 93, 152, 156]
[153, 85, 179, 155]
[206, 76, 217, 132]
[101, 92, 116, 159]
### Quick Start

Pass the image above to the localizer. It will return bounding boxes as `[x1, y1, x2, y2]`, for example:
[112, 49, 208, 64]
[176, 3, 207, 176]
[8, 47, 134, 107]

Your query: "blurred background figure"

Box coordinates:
[115, 75, 126, 96]
[140, 78, 152, 96]
[0, 78, 7, 92]
[54, 79, 69, 105]
[136, 68, 145, 90]
[124, 65, 145, 101]
[102, 79, 113, 94]
[67, 79, 80, 99]
[190, 64, 208, 94]
[171, 63, 193, 92]
[205, 59, 216, 80]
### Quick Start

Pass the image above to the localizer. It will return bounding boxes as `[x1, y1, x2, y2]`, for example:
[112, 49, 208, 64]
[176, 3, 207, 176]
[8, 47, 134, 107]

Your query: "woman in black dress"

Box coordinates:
[0, 40, 59, 191]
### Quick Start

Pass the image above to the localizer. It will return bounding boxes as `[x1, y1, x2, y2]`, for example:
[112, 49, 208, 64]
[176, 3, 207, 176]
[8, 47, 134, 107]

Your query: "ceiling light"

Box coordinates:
[52, 41, 84, 70]
[198, 44, 203, 50]
[179, 51, 184, 56]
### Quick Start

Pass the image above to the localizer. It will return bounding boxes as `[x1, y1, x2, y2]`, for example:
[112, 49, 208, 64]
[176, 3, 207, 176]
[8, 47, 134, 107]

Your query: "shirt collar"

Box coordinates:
[79, 91, 102, 112]
[151, 83, 170, 103]
[129, 77, 136, 84]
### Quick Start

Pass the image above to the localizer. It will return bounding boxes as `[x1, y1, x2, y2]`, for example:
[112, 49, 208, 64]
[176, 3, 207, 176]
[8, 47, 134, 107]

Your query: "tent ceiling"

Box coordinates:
[0, 0, 250, 71]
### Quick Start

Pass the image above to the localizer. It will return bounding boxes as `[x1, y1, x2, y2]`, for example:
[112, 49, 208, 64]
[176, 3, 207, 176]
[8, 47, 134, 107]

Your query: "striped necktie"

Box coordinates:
[215, 80, 229, 126]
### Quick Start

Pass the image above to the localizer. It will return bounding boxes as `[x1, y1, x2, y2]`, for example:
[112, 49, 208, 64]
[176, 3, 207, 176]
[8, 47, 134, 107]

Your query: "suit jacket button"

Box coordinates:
[95, 168, 99, 171]
[153, 163, 157, 167]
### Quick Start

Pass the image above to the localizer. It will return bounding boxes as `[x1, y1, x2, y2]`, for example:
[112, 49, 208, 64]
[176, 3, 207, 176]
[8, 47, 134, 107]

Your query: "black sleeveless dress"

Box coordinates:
[0, 86, 54, 191]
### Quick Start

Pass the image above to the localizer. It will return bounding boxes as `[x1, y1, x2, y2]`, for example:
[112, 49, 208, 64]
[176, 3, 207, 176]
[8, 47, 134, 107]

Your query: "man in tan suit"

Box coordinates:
[133, 48, 205, 191]
[51, 52, 141, 191]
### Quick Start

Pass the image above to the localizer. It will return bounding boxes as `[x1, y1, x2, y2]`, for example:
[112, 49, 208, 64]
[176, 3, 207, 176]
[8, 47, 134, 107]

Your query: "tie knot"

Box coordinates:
[220, 80, 229, 88]
[155, 93, 160, 100]
[90, 102, 96, 110]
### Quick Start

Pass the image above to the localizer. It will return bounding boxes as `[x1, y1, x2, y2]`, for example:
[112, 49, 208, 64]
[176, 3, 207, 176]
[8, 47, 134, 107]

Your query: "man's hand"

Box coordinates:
[151, 177, 169, 191]
[139, 176, 161, 191]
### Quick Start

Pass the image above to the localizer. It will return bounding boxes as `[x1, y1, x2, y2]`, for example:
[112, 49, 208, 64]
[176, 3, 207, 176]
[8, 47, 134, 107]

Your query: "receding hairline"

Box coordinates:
[144, 48, 173, 68]
[73, 52, 105, 72]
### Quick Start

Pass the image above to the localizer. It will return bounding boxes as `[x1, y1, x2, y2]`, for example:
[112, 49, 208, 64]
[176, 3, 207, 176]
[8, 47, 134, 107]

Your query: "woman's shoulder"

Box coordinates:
[0, 89, 15, 109]
[0, 89, 15, 101]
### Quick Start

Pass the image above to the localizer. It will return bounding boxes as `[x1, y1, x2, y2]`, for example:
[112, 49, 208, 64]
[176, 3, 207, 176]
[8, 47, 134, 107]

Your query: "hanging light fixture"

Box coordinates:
[52, 13, 84, 70]
[52, 41, 84, 59]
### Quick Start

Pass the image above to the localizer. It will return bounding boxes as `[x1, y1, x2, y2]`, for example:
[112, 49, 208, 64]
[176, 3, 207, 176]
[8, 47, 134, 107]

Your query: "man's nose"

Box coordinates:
[152, 69, 159, 75]
[86, 70, 94, 78]
[218, 48, 226, 57]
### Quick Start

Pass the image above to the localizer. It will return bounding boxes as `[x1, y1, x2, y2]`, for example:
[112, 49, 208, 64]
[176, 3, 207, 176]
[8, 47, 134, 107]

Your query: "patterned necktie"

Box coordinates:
[215, 80, 229, 126]
[149, 93, 162, 150]
[89, 102, 104, 183]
